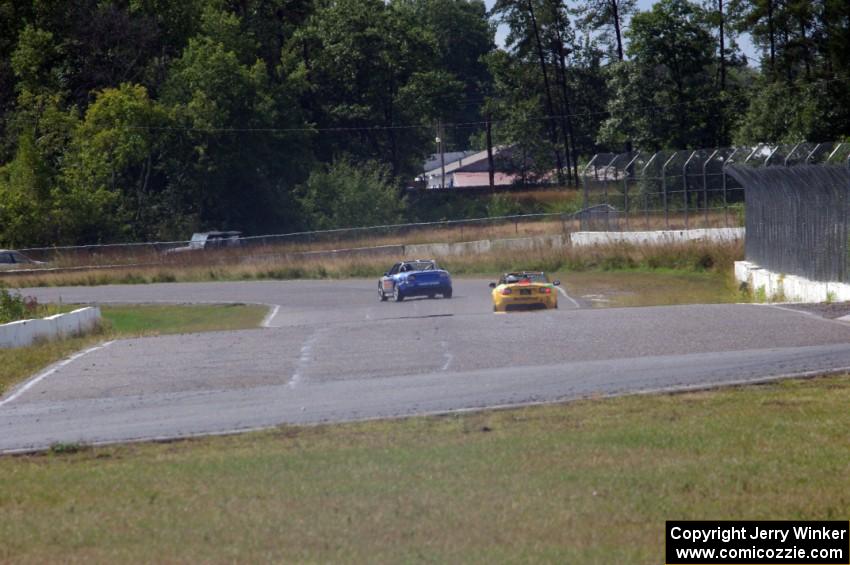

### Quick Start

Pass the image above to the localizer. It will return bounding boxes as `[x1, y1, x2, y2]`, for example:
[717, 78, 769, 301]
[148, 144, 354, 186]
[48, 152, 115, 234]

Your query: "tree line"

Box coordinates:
[0, 0, 848, 247]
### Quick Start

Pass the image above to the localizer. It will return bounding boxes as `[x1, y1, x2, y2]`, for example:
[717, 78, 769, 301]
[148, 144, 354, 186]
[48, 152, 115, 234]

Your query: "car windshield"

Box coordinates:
[504, 272, 548, 284]
[405, 261, 436, 272]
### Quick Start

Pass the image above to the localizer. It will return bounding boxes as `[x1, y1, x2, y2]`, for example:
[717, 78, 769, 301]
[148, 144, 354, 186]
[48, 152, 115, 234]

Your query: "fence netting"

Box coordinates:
[727, 165, 850, 283]
[8, 142, 850, 275]
[581, 142, 850, 232]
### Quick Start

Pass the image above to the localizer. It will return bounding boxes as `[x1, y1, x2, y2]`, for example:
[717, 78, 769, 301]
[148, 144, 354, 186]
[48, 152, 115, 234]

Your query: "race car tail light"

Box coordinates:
[501, 288, 512, 295]
[539, 287, 551, 294]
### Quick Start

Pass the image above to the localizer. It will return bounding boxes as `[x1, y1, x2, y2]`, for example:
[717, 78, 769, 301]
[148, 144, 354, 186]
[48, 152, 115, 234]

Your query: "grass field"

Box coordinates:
[562, 270, 744, 308]
[1, 374, 847, 563]
[0, 304, 268, 398]
[100, 303, 268, 336]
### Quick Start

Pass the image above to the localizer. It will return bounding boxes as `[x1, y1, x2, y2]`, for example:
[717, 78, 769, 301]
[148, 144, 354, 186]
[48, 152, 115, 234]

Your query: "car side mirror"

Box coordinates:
[553, 280, 561, 286]
[384, 272, 389, 277]
[488, 282, 496, 288]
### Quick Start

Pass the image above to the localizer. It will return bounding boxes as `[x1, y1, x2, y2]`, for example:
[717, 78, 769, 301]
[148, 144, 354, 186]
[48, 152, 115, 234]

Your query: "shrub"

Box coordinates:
[0, 286, 28, 324]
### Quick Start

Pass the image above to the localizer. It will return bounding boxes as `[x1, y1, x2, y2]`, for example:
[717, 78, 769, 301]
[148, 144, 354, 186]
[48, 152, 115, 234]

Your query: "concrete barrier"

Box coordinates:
[734, 261, 850, 303]
[405, 234, 568, 258]
[0, 307, 102, 349]
[571, 228, 744, 247]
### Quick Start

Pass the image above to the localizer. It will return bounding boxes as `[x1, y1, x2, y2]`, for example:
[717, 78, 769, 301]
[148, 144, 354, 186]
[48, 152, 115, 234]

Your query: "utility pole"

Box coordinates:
[718, 0, 726, 91]
[436, 120, 446, 190]
[486, 113, 495, 190]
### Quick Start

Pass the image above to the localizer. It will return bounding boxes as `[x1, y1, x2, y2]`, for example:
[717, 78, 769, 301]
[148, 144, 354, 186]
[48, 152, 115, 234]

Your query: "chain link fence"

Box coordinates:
[10, 141, 850, 275]
[15, 212, 583, 269]
[727, 164, 850, 283]
[581, 142, 850, 232]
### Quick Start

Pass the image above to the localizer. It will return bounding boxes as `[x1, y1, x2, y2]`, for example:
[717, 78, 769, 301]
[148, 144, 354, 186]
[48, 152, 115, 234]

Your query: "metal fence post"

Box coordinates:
[764, 145, 780, 167]
[826, 142, 845, 164]
[805, 143, 821, 164]
[581, 155, 598, 230]
[623, 152, 641, 231]
[744, 144, 763, 166]
[702, 149, 718, 228]
[784, 143, 801, 167]
[682, 151, 698, 229]
[641, 153, 658, 229]
[605, 155, 623, 231]
[721, 148, 739, 228]
[662, 153, 677, 229]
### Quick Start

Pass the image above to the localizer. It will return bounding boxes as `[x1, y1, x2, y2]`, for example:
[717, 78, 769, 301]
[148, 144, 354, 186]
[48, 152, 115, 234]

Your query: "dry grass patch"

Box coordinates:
[561, 270, 743, 308]
[4, 240, 744, 289]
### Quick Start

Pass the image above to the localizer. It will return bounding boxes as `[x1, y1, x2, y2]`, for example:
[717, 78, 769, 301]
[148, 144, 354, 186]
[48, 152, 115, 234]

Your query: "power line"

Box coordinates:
[92, 74, 850, 136]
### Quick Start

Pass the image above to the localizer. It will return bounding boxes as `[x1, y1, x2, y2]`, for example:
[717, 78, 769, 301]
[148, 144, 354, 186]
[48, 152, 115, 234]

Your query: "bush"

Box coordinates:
[298, 158, 406, 230]
[0, 287, 28, 324]
[486, 194, 523, 217]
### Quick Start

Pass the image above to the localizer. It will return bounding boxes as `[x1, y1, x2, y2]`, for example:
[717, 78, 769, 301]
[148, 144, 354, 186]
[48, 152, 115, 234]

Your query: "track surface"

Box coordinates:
[3, 279, 850, 452]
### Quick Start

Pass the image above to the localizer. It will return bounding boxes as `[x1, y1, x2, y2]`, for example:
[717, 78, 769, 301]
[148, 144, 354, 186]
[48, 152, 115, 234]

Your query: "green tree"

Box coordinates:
[573, 0, 637, 63]
[297, 158, 406, 230]
[290, 0, 442, 176]
[731, 0, 850, 142]
[598, 0, 724, 149]
[60, 83, 172, 241]
[162, 7, 312, 235]
[401, 0, 495, 149]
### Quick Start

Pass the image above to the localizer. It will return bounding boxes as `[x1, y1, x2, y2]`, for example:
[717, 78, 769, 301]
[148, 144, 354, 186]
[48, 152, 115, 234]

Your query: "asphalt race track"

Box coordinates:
[3, 279, 850, 452]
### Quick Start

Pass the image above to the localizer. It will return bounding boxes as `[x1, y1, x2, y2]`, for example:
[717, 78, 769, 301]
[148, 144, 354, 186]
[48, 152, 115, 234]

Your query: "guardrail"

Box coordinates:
[0, 307, 102, 349]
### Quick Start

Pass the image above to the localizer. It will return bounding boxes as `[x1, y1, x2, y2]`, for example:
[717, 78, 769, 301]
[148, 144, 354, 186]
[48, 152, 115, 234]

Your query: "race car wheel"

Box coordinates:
[443, 288, 453, 299]
[378, 285, 388, 302]
[393, 285, 404, 302]
[428, 293, 436, 299]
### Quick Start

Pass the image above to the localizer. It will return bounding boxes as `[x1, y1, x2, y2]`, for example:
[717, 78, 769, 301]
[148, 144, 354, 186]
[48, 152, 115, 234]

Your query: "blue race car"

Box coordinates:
[378, 259, 453, 302]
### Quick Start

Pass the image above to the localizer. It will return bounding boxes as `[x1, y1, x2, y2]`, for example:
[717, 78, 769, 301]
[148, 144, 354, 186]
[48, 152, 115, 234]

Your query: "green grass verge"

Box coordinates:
[0, 304, 268, 397]
[101, 303, 268, 336]
[1, 375, 848, 563]
[560, 270, 745, 308]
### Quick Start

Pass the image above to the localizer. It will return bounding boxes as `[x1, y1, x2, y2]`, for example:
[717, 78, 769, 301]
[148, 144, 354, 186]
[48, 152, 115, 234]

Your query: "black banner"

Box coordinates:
[666, 521, 849, 564]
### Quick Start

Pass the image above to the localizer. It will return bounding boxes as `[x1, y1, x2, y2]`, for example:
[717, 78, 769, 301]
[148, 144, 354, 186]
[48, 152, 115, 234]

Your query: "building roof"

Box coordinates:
[422, 151, 480, 173]
[455, 146, 529, 173]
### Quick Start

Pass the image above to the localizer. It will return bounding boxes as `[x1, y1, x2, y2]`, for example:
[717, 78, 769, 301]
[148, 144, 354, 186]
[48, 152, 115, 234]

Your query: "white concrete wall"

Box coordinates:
[734, 261, 850, 303]
[405, 234, 568, 259]
[0, 307, 102, 349]
[571, 228, 744, 247]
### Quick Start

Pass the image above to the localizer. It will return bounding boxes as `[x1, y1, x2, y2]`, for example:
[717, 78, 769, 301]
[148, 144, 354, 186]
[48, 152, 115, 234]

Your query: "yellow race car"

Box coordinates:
[490, 272, 560, 312]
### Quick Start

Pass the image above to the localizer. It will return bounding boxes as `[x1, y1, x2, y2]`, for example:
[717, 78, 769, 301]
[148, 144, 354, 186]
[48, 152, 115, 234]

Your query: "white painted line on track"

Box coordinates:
[288, 331, 321, 388]
[441, 341, 454, 371]
[261, 304, 281, 328]
[758, 303, 850, 328]
[0, 341, 115, 407]
[556, 286, 581, 309]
